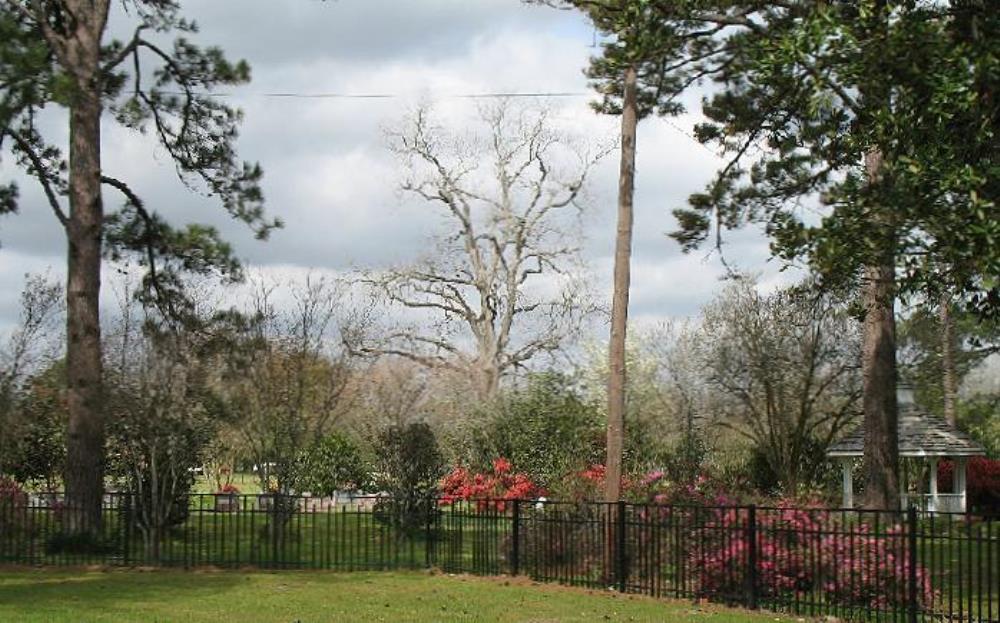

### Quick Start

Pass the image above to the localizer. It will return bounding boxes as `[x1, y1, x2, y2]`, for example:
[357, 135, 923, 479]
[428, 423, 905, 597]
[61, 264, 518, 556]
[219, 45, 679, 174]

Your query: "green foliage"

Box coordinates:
[658, 430, 708, 487]
[294, 432, 370, 495]
[958, 397, 1000, 458]
[2, 363, 66, 488]
[372, 422, 444, 534]
[105, 317, 238, 539]
[468, 373, 603, 488]
[0, 2, 280, 324]
[663, 2, 1000, 316]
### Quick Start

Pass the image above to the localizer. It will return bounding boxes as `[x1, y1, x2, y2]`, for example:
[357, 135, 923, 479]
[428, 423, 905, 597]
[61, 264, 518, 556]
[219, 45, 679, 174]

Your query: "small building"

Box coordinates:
[826, 387, 986, 512]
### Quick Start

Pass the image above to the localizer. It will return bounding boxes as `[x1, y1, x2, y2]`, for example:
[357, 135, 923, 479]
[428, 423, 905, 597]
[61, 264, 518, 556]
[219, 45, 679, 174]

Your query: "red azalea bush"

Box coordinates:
[440, 458, 544, 511]
[693, 500, 936, 610]
[938, 458, 1000, 515]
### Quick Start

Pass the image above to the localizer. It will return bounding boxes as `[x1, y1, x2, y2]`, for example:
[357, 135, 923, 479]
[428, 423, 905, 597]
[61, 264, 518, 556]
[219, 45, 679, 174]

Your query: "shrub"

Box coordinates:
[294, 432, 369, 495]
[440, 457, 544, 510]
[693, 501, 936, 610]
[466, 373, 604, 489]
[0, 476, 27, 531]
[518, 501, 605, 575]
[372, 422, 444, 534]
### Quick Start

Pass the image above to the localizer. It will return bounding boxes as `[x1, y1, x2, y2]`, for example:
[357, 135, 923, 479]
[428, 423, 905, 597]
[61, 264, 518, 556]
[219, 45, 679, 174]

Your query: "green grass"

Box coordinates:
[0, 569, 786, 622]
[191, 472, 262, 495]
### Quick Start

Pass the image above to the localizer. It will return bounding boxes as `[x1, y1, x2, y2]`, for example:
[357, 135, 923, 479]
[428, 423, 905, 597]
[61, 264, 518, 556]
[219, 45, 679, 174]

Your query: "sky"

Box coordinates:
[0, 0, 793, 339]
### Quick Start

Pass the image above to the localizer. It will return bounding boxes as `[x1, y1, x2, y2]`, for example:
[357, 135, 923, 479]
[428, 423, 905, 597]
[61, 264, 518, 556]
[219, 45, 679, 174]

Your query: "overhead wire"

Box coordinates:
[153, 89, 723, 156]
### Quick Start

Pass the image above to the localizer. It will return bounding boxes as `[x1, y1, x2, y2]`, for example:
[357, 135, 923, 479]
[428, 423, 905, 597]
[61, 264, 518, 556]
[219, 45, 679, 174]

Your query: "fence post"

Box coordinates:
[122, 494, 131, 566]
[424, 499, 434, 569]
[747, 504, 758, 610]
[617, 500, 628, 593]
[907, 506, 918, 623]
[511, 499, 520, 577]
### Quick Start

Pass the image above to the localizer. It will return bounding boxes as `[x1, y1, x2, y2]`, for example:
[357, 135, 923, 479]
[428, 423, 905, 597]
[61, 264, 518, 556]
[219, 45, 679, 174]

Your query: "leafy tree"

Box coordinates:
[104, 300, 237, 559]
[534, 0, 756, 502]
[228, 278, 360, 501]
[1, 1, 278, 531]
[5, 361, 66, 489]
[294, 432, 370, 497]
[372, 422, 444, 535]
[551, 1, 998, 508]
[0, 274, 64, 487]
[898, 304, 999, 420]
[958, 397, 1000, 459]
[469, 372, 604, 489]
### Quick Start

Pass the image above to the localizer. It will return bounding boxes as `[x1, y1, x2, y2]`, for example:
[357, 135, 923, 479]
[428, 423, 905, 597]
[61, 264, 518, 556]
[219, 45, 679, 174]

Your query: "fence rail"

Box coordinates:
[1, 493, 997, 622]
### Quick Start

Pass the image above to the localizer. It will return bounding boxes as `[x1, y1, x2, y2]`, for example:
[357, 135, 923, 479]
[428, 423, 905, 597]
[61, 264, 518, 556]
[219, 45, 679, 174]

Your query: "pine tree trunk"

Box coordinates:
[605, 64, 638, 504]
[940, 295, 957, 425]
[62, 4, 109, 534]
[860, 150, 900, 511]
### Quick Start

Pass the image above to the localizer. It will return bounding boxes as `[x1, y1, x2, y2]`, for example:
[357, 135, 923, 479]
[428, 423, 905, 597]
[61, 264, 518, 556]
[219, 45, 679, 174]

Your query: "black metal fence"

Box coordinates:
[1, 493, 997, 622]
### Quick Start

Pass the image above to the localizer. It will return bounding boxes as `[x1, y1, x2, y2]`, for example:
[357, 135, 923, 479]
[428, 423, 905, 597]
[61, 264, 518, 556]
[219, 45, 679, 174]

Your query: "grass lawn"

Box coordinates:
[0, 568, 791, 622]
[191, 472, 262, 495]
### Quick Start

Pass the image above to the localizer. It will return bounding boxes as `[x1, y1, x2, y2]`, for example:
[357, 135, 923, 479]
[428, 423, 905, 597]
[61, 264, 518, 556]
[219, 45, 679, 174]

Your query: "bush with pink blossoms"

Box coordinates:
[693, 500, 936, 610]
[0, 476, 29, 542]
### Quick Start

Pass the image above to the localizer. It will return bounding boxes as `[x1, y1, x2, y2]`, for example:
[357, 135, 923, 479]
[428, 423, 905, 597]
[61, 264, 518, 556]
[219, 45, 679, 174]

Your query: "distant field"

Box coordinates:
[0, 569, 786, 622]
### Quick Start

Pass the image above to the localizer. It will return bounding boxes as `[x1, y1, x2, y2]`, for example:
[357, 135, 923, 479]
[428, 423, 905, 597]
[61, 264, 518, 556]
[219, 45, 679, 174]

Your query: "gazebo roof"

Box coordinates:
[827, 399, 986, 459]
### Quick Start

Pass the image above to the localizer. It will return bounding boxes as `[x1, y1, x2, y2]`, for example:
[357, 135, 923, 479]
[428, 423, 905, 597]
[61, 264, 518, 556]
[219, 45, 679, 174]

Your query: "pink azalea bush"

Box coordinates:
[693, 499, 936, 610]
[0, 476, 28, 534]
[440, 458, 544, 511]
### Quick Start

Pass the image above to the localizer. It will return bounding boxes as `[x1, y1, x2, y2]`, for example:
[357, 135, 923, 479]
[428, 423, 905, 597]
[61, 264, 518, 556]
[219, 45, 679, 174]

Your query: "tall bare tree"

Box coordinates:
[698, 279, 863, 494]
[230, 277, 360, 498]
[360, 103, 602, 399]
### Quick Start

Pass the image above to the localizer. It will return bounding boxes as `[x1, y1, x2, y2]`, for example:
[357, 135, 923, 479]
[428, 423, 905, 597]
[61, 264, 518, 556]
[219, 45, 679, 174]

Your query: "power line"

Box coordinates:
[160, 90, 592, 99]
[155, 89, 723, 155]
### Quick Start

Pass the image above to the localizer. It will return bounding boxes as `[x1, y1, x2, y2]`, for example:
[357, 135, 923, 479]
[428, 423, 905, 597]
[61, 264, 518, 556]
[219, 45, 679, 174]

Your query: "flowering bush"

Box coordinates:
[216, 483, 240, 495]
[631, 469, 739, 508]
[693, 500, 936, 610]
[440, 458, 544, 511]
[0, 476, 28, 537]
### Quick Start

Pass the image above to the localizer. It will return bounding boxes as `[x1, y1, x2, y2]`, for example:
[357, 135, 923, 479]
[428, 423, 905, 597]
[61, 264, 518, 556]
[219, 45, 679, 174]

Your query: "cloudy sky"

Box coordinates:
[0, 0, 791, 338]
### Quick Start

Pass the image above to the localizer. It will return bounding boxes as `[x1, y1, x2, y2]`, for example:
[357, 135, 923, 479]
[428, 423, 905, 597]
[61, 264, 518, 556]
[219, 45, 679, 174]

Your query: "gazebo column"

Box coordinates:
[955, 458, 968, 513]
[928, 457, 939, 513]
[840, 458, 854, 509]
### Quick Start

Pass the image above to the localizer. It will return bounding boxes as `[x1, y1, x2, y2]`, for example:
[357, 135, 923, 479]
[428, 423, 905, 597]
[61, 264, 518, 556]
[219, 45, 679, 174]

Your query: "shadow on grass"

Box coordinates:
[0, 568, 250, 614]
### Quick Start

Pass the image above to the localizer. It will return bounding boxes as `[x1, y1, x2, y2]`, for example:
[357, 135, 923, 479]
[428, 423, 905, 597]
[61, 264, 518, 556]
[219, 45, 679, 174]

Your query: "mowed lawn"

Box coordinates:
[0, 568, 789, 622]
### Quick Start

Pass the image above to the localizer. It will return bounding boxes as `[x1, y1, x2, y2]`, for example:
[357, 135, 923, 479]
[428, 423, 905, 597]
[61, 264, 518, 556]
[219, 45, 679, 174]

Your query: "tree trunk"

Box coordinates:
[604, 64, 638, 503]
[860, 149, 900, 511]
[940, 295, 957, 425]
[62, 8, 108, 533]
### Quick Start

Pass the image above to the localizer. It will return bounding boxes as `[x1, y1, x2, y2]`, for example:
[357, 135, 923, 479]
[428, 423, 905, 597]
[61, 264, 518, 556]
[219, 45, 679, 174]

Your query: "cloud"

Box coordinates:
[0, 0, 789, 340]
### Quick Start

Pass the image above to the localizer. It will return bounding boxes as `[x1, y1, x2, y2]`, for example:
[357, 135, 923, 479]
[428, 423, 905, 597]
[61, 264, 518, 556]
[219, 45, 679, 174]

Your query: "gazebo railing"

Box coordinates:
[901, 492, 965, 513]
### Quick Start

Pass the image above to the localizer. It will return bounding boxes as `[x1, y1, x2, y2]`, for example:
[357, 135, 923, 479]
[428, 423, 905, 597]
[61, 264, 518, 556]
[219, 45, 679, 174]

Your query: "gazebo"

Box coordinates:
[827, 387, 986, 512]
